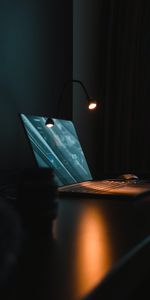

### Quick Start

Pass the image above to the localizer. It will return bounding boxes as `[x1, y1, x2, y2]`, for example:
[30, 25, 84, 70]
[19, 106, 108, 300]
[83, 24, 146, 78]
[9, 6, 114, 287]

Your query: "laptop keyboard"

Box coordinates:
[59, 179, 150, 197]
[78, 180, 127, 191]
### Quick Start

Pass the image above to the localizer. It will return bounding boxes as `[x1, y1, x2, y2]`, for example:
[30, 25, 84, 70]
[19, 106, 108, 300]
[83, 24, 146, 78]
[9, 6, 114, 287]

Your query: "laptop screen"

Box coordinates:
[20, 114, 92, 187]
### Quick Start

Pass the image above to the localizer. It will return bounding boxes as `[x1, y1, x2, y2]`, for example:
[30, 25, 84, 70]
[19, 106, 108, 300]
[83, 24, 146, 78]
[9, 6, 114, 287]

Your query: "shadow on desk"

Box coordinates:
[83, 235, 150, 300]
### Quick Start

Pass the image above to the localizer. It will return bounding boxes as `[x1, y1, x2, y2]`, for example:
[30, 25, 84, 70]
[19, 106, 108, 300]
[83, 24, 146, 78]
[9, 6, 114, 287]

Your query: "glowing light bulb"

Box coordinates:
[88, 100, 97, 110]
[46, 123, 54, 128]
[45, 118, 54, 128]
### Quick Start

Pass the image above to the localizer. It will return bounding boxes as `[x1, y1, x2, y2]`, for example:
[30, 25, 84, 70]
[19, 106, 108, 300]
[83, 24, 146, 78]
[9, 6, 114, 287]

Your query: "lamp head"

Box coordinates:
[88, 98, 97, 110]
[45, 118, 54, 128]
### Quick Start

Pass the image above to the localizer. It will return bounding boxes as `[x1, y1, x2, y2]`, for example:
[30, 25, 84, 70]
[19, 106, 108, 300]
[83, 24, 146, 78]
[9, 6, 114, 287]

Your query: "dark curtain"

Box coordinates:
[100, 0, 150, 176]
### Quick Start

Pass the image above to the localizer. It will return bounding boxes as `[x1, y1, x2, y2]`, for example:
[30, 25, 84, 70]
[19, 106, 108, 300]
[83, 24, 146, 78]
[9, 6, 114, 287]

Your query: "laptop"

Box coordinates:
[20, 113, 150, 199]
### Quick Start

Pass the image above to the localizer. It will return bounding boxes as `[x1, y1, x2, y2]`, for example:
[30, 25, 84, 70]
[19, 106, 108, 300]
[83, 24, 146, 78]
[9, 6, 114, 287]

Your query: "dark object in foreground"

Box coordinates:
[14, 168, 58, 300]
[17, 167, 57, 235]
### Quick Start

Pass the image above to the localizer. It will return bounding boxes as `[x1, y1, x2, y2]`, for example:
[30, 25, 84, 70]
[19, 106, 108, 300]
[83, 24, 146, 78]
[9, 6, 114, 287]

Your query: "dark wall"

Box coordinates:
[0, 0, 72, 169]
[73, 0, 104, 178]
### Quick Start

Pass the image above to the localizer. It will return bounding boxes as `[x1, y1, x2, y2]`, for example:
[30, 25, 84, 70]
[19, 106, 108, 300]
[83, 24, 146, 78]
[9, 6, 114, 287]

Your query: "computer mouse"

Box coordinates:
[117, 173, 140, 181]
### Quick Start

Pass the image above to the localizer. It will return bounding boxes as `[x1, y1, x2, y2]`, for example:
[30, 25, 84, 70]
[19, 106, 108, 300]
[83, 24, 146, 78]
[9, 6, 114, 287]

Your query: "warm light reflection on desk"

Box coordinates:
[73, 203, 113, 300]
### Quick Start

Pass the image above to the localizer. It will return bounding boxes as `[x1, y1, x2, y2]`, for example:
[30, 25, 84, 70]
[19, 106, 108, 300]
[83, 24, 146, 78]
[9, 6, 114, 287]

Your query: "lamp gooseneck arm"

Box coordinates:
[57, 79, 90, 116]
[46, 79, 98, 127]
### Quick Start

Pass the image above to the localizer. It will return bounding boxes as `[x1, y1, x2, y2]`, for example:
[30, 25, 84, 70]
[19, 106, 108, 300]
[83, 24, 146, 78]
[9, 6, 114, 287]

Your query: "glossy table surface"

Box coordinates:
[51, 195, 150, 300]
[1, 171, 149, 299]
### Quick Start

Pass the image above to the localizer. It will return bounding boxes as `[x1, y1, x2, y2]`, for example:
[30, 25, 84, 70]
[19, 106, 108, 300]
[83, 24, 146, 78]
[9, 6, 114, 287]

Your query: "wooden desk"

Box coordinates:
[51, 195, 150, 300]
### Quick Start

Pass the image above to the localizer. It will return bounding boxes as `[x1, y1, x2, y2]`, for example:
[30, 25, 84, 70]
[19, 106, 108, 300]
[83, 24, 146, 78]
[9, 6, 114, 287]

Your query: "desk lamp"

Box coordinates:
[45, 79, 98, 128]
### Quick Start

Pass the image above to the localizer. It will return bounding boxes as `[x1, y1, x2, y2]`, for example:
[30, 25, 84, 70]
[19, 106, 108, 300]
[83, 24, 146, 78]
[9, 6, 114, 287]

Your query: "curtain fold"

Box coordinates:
[102, 0, 149, 175]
